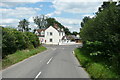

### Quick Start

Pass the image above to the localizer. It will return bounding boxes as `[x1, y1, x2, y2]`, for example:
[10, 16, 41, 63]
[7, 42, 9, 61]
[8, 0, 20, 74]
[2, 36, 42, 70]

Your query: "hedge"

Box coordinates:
[2, 27, 40, 58]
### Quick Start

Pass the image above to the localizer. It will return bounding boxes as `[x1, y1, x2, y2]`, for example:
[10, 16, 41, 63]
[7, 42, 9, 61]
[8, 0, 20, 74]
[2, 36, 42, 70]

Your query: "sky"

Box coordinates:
[0, 0, 118, 32]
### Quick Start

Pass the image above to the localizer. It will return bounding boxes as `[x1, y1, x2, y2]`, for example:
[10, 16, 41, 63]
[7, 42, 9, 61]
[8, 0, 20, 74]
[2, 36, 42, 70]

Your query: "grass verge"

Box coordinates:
[1, 46, 47, 69]
[74, 48, 119, 79]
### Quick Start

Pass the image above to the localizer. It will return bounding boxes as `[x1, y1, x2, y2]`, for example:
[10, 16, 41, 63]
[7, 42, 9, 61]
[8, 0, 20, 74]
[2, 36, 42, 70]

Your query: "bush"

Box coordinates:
[74, 48, 120, 78]
[80, 3, 120, 75]
[25, 32, 40, 48]
[2, 28, 17, 57]
[2, 27, 40, 58]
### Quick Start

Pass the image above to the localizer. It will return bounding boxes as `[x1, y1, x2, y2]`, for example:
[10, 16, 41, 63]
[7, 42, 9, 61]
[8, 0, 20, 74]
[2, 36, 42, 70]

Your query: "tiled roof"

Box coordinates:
[37, 29, 46, 33]
[62, 35, 80, 40]
[36, 26, 64, 33]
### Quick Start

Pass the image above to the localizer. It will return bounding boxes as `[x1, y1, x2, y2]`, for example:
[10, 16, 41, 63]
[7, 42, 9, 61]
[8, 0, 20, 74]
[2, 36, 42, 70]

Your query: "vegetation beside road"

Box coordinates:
[74, 48, 120, 79]
[2, 27, 47, 69]
[2, 27, 40, 58]
[76, 2, 120, 79]
[2, 46, 46, 69]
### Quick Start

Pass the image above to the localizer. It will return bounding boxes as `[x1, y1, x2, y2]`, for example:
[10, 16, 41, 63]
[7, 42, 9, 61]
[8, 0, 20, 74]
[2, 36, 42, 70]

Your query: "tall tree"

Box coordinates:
[64, 27, 71, 35]
[46, 17, 71, 35]
[33, 15, 48, 29]
[97, 1, 117, 14]
[18, 19, 30, 32]
[81, 16, 91, 28]
[72, 31, 78, 36]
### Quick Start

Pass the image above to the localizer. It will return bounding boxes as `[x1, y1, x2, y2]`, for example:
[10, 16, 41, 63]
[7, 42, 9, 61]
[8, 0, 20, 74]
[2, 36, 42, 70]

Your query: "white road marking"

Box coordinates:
[47, 57, 53, 64]
[34, 71, 42, 80]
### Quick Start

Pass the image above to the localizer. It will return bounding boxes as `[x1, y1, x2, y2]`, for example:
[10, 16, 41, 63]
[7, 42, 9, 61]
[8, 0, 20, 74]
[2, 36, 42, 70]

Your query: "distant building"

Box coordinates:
[62, 35, 81, 43]
[35, 25, 65, 45]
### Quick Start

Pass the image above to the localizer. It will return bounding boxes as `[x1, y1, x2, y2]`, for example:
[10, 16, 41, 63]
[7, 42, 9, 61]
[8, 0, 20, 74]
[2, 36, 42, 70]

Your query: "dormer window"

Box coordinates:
[41, 31, 45, 35]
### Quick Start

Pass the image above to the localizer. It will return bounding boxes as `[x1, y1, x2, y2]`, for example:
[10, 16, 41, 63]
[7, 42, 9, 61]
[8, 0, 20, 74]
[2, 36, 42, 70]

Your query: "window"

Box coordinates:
[41, 31, 45, 35]
[50, 32, 52, 36]
[50, 38, 52, 42]
[59, 32, 61, 36]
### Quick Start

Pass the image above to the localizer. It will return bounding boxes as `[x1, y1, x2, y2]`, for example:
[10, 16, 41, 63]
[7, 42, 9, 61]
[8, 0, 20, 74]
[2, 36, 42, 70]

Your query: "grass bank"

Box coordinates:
[74, 48, 119, 79]
[1, 46, 47, 69]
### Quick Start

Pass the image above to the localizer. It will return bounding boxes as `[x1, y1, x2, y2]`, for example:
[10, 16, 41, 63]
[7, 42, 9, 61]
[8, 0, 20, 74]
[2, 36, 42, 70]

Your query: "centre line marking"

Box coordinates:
[47, 57, 53, 64]
[34, 71, 41, 80]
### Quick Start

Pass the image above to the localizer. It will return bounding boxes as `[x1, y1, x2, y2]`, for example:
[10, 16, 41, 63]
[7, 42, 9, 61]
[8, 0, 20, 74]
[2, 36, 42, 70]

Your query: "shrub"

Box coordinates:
[2, 27, 40, 58]
[2, 28, 17, 57]
[25, 32, 40, 48]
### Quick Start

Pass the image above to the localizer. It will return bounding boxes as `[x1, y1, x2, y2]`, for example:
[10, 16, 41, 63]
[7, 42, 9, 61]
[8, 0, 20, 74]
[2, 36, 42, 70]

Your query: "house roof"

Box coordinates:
[53, 24, 64, 32]
[62, 35, 80, 40]
[36, 25, 64, 33]
[36, 29, 46, 33]
[70, 35, 79, 39]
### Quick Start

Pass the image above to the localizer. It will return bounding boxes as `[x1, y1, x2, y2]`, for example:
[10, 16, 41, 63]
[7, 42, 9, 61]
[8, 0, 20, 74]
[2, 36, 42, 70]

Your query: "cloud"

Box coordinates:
[0, 18, 20, 24]
[65, 25, 80, 32]
[52, 0, 118, 2]
[82, 14, 95, 18]
[28, 17, 34, 23]
[2, 0, 44, 3]
[46, 11, 61, 17]
[55, 17, 81, 32]
[52, 1, 103, 14]
[55, 17, 81, 25]
[1, 7, 41, 18]
[50, 0, 118, 15]
[39, 4, 43, 7]
[1, 7, 41, 29]
[0, 3, 10, 7]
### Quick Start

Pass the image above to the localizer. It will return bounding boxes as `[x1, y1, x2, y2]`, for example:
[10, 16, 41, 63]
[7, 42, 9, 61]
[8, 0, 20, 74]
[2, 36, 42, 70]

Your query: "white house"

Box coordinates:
[35, 25, 65, 45]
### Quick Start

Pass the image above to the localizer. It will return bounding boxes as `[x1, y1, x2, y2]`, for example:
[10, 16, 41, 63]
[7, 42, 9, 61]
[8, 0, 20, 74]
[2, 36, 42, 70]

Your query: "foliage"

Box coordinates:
[74, 48, 120, 79]
[71, 31, 79, 36]
[81, 16, 91, 28]
[25, 32, 40, 48]
[18, 19, 30, 32]
[33, 15, 48, 29]
[33, 16, 71, 35]
[80, 2, 120, 76]
[64, 27, 71, 35]
[2, 27, 40, 58]
[46, 17, 71, 35]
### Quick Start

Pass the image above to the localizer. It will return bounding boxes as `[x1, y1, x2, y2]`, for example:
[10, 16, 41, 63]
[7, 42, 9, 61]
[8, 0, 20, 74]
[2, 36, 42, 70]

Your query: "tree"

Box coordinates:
[18, 19, 30, 32]
[46, 17, 71, 35]
[64, 27, 71, 35]
[96, 1, 117, 14]
[80, 2, 120, 71]
[81, 16, 91, 28]
[46, 18, 56, 27]
[71, 31, 78, 36]
[33, 15, 48, 29]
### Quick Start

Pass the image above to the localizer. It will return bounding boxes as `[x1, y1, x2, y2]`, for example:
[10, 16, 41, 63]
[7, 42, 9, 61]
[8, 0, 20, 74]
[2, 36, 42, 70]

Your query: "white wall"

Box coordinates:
[45, 26, 60, 45]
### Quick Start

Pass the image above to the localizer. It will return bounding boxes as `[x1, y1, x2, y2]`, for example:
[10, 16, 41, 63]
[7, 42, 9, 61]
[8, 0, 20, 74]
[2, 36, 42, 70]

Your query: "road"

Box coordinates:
[2, 44, 90, 79]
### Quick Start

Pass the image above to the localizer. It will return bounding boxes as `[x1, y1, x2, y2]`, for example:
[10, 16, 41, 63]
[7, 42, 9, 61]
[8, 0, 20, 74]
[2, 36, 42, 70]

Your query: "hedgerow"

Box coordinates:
[2, 27, 40, 58]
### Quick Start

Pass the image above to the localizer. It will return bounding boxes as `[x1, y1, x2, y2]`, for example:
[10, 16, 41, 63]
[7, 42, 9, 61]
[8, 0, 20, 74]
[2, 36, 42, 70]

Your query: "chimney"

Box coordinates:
[54, 23, 58, 29]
